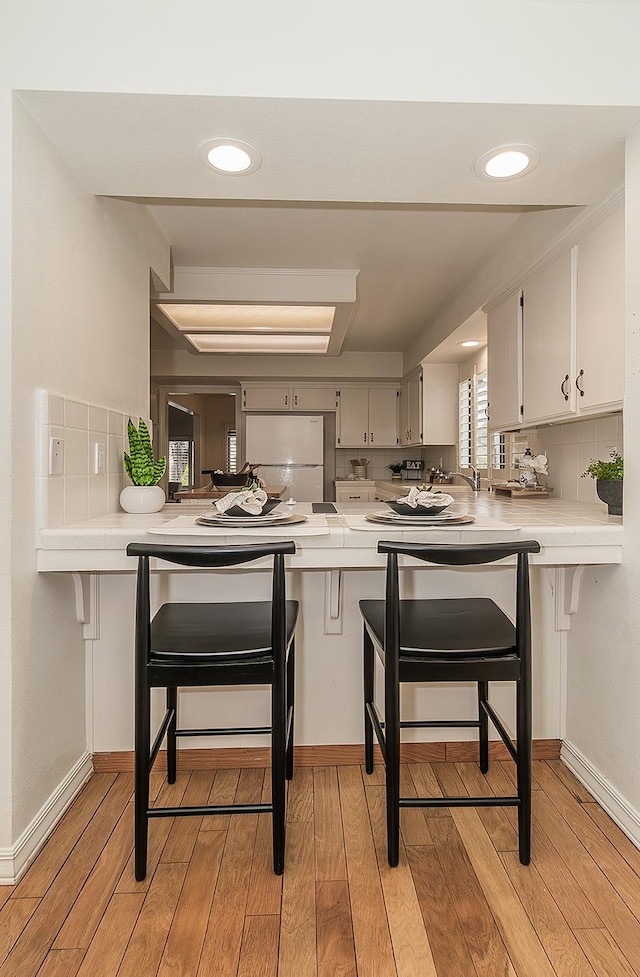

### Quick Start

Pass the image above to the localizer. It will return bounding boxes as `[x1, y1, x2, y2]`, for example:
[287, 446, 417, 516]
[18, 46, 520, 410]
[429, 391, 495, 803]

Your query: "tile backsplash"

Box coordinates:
[527, 412, 623, 503]
[335, 445, 456, 481]
[36, 390, 132, 528]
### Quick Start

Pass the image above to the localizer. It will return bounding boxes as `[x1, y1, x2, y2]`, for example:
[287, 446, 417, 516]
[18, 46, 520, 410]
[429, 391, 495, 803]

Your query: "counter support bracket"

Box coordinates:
[324, 569, 343, 634]
[71, 572, 100, 640]
[547, 566, 585, 632]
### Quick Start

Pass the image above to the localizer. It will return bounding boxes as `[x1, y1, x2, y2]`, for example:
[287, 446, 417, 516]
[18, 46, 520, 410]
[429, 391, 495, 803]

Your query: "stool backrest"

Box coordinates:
[377, 540, 540, 662]
[126, 541, 296, 664]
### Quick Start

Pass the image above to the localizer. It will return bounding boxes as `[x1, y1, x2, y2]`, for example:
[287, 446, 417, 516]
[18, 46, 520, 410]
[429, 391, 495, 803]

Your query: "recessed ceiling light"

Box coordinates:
[458, 340, 481, 348]
[158, 304, 334, 333]
[185, 334, 330, 354]
[198, 138, 262, 175]
[475, 144, 540, 181]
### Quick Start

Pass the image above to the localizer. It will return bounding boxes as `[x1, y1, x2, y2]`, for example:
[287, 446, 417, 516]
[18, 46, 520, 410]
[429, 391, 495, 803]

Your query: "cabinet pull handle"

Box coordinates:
[294, 394, 298, 406]
[485, 403, 490, 420]
[560, 375, 570, 401]
[364, 432, 368, 442]
[575, 370, 585, 397]
[284, 394, 288, 406]
[370, 432, 374, 444]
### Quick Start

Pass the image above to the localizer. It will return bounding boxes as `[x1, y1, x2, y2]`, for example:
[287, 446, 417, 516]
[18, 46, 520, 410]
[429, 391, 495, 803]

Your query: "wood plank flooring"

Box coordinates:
[1, 759, 640, 977]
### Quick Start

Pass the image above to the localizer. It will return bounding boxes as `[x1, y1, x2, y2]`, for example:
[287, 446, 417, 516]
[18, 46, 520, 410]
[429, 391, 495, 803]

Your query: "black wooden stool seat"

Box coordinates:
[359, 540, 540, 868]
[127, 540, 298, 880]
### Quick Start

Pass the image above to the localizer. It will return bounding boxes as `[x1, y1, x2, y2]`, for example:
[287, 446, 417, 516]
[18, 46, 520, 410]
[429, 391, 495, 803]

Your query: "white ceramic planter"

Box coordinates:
[120, 485, 165, 513]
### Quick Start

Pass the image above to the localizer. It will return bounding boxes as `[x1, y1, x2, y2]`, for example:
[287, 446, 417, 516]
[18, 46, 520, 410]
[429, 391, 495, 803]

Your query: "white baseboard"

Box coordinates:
[561, 740, 640, 849]
[0, 752, 93, 885]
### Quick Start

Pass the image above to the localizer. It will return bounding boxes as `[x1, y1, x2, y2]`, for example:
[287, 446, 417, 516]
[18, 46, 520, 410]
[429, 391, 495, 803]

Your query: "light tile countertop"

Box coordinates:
[37, 491, 623, 572]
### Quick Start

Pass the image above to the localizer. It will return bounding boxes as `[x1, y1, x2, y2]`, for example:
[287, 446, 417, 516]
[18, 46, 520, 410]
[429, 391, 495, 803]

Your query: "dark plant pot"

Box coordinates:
[596, 478, 623, 515]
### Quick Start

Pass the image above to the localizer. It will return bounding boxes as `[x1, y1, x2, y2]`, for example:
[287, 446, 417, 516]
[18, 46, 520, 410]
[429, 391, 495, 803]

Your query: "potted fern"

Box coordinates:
[120, 418, 167, 513]
[581, 450, 623, 515]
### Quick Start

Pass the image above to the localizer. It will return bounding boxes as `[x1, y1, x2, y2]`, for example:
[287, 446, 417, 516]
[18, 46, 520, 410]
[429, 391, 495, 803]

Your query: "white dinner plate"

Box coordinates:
[195, 513, 308, 529]
[365, 512, 475, 527]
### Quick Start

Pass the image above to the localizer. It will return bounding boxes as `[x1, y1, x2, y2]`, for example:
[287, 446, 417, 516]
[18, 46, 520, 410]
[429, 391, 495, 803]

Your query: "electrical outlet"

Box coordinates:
[93, 441, 106, 475]
[49, 437, 64, 475]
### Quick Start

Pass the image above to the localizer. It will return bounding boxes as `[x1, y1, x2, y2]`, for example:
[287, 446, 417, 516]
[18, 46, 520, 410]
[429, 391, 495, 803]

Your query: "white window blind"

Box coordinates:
[459, 370, 489, 471]
[458, 378, 472, 469]
[226, 428, 237, 472]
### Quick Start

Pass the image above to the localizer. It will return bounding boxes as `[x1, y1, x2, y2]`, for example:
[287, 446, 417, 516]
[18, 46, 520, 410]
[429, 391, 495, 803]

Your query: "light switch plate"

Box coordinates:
[49, 437, 64, 475]
[93, 441, 106, 475]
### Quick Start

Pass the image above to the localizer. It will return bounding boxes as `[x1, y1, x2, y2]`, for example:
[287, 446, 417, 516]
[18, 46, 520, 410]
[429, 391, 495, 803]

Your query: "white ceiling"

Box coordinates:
[19, 91, 640, 360]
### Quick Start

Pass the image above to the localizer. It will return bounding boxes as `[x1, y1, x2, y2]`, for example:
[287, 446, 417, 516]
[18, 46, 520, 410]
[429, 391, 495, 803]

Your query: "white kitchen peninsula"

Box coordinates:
[37, 496, 622, 764]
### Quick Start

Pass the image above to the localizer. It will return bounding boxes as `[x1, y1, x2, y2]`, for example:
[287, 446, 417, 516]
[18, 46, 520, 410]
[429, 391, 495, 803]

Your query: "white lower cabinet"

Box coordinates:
[335, 481, 376, 502]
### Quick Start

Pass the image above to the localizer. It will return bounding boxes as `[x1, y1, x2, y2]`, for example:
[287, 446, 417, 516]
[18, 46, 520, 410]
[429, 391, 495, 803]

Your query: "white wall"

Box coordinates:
[7, 101, 170, 847]
[3, 0, 640, 858]
[152, 348, 403, 381]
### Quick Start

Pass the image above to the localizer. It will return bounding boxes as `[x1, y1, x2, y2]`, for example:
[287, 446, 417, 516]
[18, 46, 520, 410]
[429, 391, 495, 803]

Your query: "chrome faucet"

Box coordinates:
[450, 466, 481, 492]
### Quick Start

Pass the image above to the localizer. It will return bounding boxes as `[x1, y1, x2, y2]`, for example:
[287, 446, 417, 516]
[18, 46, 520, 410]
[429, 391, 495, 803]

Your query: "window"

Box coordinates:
[458, 368, 490, 471]
[168, 439, 193, 487]
[226, 427, 237, 473]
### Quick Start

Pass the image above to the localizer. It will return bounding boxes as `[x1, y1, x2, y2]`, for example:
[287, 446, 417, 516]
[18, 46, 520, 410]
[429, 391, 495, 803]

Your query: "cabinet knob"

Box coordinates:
[560, 375, 570, 401]
[294, 394, 298, 406]
[364, 432, 368, 442]
[575, 369, 585, 397]
[284, 394, 288, 406]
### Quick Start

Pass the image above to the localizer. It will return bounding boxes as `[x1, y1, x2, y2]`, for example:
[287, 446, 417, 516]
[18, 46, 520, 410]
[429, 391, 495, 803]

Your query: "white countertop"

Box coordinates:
[37, 494, 623, 571]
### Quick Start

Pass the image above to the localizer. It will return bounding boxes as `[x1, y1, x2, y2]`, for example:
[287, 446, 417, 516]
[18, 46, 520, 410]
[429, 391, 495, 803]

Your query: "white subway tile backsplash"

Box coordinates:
[576, 419, 597, 443]
[37, 392, 129, 529]
[64, 476, 89, 523]
[65, 400, 89, 429]
[88, 474, 108, 518]
[560, 423, 578, 445]
[596, 414, 619, 442]
[89, 406, 108, 433]
[65, 428, 88, 476]
[561, 443, 578, 500]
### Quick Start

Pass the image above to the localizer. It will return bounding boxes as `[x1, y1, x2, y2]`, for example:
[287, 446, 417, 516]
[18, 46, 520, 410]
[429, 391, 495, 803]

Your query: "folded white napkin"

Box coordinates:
[214, 487, 269, 515]
[397, 487, 455, 509]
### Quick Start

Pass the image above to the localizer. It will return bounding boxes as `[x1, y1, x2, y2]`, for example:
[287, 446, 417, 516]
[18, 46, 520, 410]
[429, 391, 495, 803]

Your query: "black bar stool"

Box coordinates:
[359, 539, 540, 867]
[126, 540, 298, 878]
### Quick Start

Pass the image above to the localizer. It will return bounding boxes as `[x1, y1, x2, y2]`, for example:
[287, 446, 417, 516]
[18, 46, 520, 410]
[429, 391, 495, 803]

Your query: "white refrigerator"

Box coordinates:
[244, 414, 324, 502]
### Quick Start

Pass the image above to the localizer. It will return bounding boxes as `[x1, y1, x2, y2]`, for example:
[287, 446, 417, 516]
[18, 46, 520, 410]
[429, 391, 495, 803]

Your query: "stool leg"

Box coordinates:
[271, 670, 286, 875]
[384, 658, 400, 868]
[285, 641, 295, 781]
[134, 678, 151, 882]
[364, 629, 375, 775]
[477, 681, 489, 774]
[516, 675, 532, 865]
[166, 687, 177, 784]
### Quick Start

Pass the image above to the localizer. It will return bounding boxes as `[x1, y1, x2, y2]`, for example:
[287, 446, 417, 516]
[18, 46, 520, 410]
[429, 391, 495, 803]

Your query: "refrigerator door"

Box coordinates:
[258, 464, 324, 502]
[245, 415, 324, 465]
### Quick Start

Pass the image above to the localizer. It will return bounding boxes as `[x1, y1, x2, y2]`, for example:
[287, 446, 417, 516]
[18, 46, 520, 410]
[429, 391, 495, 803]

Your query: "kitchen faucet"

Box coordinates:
[450, 465, 481, 492]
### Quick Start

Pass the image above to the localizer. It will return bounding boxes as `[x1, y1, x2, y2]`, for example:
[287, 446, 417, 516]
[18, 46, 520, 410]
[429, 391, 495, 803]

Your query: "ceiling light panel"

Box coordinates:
[158, 303, 335, 332]
[186, 334, 330, 353]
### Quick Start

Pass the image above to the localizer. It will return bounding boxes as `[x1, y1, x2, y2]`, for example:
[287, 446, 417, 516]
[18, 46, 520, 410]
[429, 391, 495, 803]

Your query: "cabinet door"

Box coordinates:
[242, 385, 290, 410]
[408, 372, 422, 444]
[522, 250, 575, 426]
[336, 388, 369, 446]
[422, 364, 458, 444]
[575, 206, 624, 414]
[368, 387, 399, 447]
[487, 290, 523, 431]
[399, 380, 411, 446]
[292, 387, 338, 411]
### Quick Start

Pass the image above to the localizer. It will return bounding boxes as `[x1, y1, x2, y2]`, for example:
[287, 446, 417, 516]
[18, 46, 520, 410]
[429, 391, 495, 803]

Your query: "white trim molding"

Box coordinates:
[0, 753, 93, 885]
[561, 740, 640, 850]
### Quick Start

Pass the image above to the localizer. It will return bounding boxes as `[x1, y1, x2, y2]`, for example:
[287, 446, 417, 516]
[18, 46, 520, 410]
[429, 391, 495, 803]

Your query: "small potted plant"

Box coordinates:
[121, 418, 167, 513]
[387, 463, 404, 480]
[581, 450, 623, 515]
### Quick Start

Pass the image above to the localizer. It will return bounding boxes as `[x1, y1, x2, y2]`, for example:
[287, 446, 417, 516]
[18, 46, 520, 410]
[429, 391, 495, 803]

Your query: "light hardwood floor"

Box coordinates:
[1, 759, 640, 976]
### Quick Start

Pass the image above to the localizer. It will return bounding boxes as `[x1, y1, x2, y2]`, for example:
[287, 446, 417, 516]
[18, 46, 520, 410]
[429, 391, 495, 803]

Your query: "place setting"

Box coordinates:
[363, 485, 475, 528]
[195, 487, 308, 528]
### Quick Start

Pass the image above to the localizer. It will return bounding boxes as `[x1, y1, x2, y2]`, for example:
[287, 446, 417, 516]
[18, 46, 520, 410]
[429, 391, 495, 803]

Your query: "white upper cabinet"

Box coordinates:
[574, 205, 625, 415]
[487, 289, 523, 432]
[399, 371, 422, 445]
[520, 202, 624, 427]
[242, 383, 337, 411]
[421, 363, 458, 445]
[336, 386, 399, 447]
[522, 249, 575, 426]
